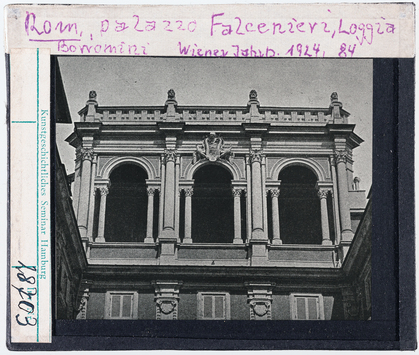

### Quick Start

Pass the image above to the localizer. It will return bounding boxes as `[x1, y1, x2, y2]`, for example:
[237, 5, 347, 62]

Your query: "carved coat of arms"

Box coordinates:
[193, 132, 233, 164]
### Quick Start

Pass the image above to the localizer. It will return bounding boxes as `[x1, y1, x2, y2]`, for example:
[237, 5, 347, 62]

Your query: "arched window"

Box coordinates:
[278, 165, 322, 244]
[104, 164, 148, 242]
[192, 165, 234, 243]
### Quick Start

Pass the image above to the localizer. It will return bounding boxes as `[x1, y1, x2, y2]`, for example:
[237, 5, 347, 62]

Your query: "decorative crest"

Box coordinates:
[193, 132, 233, 164]
[89, 90, 97, 99]
[331, 92, 338, 102]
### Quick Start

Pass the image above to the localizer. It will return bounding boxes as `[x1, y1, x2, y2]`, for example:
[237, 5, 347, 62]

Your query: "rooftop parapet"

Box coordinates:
[78, 90, 351, 124]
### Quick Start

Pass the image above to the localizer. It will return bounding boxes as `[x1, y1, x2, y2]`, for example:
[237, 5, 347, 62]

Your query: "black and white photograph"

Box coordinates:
[54, 57, 372, 322]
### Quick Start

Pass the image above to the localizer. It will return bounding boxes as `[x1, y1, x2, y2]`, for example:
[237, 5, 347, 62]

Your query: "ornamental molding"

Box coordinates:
[184, 187, 194, 197]
[193, 132, 233, 164]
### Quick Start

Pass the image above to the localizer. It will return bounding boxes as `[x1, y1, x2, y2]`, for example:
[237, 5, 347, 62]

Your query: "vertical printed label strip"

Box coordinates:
[10, 48, 51, 343]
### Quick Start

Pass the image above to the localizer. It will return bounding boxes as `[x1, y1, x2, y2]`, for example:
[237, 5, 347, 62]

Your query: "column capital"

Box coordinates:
[317, 188, 330, 199]
[81, 148, 94, 161]
[329, 154, 336, 167]
[334, 149, 348, 164]
[164, 149, 178, 163]
[184, 187, 194, 197]
[232, 187, 243, 197]
[99, 186, 109, 196]
[147, 187, 156, 195]
[249, 149, 263, 163]
[270, 188, 280, 198]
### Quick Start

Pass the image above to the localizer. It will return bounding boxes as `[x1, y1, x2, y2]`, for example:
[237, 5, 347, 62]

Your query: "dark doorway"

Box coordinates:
[278, 165, 322, 244]
[192, 165, 234, 243]
[105, 164, 148, 242]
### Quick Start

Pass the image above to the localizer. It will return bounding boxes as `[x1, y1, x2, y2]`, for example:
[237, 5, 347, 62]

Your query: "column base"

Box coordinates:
[271, 238, 282, 245]
[341, 229, 354, 242]
[95, 236, 105, 242]
[322, 239, 333, 246]
[250, 229, 267, 241]
[143, 237, 155, 243]
[233, 238, 244, 244]
[78, 225, 88, 239]
[182, 237, 193, 244]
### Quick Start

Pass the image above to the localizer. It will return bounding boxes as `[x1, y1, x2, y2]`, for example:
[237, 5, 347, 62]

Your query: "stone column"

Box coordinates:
[159, 149, 178, 264]
[270, 188, 282, 245]
[73, 150, 82, 218]
[158, 155, 165, 237]
[330, 156, 341, 245]
[335, 150, 354, 241]
[153, 281, 183, 320]
[174, 156, 181, 242]
[318, 188, 332, 245]
[250, 150, 264, 240]
[86, 154, 98, 242]
[183, 187, 193, 244]
[245, 282, 275, 320]
[261, 156, 268, 238]
[144, 187, 155, 243]
[96, 186, 109, 242]
[232, 188, 243, 244]
[161, 149, 177, 238]
[78, 148, 93, 239]
[245, 157, 252, 242]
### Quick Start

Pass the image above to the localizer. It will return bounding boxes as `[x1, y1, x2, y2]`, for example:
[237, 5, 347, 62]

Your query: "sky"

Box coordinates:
[57, 57, 372, 190]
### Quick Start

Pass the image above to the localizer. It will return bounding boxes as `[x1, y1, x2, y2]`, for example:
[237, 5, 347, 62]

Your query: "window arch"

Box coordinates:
[104, 164, 148, 242]
[278, 165, 322, 244]
[191, 164, 234, 243]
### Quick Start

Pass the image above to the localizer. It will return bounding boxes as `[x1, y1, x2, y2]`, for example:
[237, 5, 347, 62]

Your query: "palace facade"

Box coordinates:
[59, 88, 370, 320]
